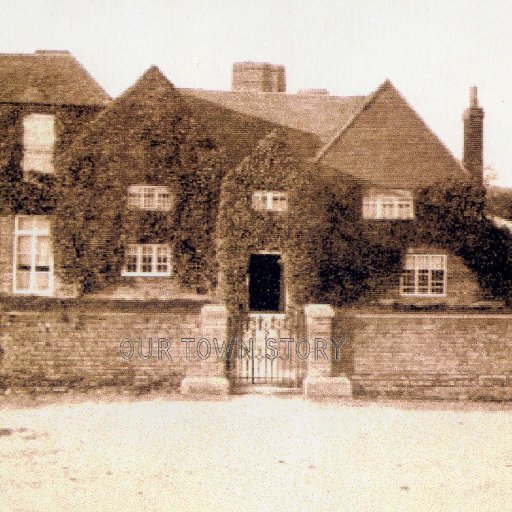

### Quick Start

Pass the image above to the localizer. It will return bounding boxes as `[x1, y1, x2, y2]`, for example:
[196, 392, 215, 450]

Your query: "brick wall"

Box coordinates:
[335, 311, 512, 400]
[0, 299, 206, 392]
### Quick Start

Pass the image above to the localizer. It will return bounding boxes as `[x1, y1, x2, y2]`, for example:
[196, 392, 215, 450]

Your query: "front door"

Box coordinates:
[248, 254, 282, 312]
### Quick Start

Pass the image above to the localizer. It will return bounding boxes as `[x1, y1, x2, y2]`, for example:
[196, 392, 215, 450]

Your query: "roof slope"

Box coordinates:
[60, 66, 188, 177]
[0, 51, 110, 106]
[316, 80, 467, 188]
[180, 88, 366, 143]
[179, 90, 325, 170]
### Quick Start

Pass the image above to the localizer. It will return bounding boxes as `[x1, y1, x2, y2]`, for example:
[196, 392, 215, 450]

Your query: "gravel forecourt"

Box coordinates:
[1, 393, 512, 511]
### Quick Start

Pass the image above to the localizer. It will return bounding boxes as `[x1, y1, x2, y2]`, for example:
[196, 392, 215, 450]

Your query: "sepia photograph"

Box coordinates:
[1, 0, 512, 510]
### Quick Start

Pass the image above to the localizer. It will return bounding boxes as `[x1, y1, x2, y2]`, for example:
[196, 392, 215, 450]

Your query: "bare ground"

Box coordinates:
[1, 393, 512, 511]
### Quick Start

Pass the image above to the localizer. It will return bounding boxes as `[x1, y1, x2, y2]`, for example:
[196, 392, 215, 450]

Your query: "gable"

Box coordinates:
[60, 66, 190, 180]
[316, 81, 468, 188]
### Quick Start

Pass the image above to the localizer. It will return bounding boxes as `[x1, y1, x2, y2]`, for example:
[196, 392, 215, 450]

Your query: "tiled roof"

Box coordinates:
[315, 80, 468, 188]
[0, 51, 110, 106]
[179, 88, 366, 143]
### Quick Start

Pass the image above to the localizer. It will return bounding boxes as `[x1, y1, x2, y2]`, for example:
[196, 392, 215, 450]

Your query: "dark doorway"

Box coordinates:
[248, 254, 283, 312]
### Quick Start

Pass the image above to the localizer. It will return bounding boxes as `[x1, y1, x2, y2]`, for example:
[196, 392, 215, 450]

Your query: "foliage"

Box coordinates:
[218, 134, 512, 310]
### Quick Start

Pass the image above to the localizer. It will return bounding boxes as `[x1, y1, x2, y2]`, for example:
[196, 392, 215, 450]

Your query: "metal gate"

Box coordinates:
[234, 313, 304, 387]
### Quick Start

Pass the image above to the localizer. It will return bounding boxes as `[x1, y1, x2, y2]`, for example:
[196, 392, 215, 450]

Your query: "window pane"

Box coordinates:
[271, 192, 288, 211]
[127, 189, 141, 208]
[156, 246, 169, 273]
[17, 217, 34, 231]
[35, 236, 51, 271]
[400, 269, 415, 294]
[35, 272, 50, 291]
[157, 191, 170, 210]
[16, 271, 30, 290]
[252, 192, 266, 211]
[380, 201, 395, 219]
[417, 270, 429, 293]
[403, 255, 415, 270]
[431, 270, 445, 294]
[142, 189, 155, 209]
[23, 114, 55, 146]
[23, 114, 55, 173]
[124, 245, 138, 272]
[362, 200, 377, 219]
[141, 246, 153, 272]
[430, 255, 445, 270]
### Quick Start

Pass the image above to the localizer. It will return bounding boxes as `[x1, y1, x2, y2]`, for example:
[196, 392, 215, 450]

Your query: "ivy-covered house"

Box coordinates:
[0, 54, 511, 398]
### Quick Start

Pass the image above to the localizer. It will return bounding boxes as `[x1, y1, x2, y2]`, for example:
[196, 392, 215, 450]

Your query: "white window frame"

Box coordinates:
[362, 189, 414, 220]
[127, 185, 172, 211]
[122, 244, 172, 277]
[22, 113, 55, 174]
[252, 191, 288, 212]
[13, 215, 54, 295]
[400, 254, 447, 297]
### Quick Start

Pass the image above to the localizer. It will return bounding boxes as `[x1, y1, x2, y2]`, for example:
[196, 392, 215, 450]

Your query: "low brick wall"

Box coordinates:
[0, 298, 207, 393]
[335, 311, 512, 400]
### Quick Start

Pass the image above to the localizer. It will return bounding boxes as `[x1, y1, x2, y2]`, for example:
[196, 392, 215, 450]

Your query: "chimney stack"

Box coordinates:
[232, 62, 286, 93]
[463, 86, 484, 185]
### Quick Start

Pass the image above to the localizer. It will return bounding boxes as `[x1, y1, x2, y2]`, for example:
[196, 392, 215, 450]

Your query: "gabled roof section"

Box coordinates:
[315, 80, 469, 188]
[60, 66, 189, 173]
[0, 50, 110, 106]
[180, 88, 366, 143]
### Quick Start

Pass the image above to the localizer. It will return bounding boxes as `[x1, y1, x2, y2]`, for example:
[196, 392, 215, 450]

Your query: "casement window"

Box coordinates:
[122, 244, 172, 276]
[22, 114, 55, 173]
[362, 189, 414, 219]
[13, 216, 53, 295]
[400, 254, 446, 296]
[252, 191, 288, 212]
[127, 185, 172, 211]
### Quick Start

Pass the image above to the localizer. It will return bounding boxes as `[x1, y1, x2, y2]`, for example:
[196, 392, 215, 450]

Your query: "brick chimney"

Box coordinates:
[232, 62, 286, 93]
[463, 86, 484, 185]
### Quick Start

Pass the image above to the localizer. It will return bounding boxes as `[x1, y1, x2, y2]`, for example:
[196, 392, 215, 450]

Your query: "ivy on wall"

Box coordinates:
[0, 89, 224, 295]
[1, 100, 511, 306]
[218, 132, 512, 313]
[52, 95, 224, 293]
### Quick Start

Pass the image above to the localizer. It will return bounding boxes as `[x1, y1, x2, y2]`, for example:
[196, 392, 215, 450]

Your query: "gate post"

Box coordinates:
[180, 304, 230, 396]
[303, 304, 352, 399]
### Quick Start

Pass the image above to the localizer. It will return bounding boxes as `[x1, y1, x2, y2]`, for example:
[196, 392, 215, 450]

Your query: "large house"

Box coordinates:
[0, 51, 511, 399]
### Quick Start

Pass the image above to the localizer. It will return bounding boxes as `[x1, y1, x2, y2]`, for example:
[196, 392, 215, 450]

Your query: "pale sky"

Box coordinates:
[2, 0, 512, 186]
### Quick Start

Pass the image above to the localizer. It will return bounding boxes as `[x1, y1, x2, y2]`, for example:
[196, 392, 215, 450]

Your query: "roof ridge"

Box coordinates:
[314, 79, 390, 162]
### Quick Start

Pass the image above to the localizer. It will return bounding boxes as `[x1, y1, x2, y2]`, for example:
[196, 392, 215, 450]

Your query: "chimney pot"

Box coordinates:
[469, 86, 478, 108]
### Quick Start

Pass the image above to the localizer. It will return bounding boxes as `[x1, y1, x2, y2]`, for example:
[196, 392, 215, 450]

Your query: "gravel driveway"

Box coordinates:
[1, 394, 512, 511]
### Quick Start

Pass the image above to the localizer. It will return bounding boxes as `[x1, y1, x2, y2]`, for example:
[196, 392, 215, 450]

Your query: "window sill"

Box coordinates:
[121, 273, 172, 278]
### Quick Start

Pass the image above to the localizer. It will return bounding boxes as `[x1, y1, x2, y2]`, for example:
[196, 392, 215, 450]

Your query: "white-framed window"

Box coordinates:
[252, 191, 288, 212]
[400, 254, 446, 296]
[13, 215, 53, 295]
[127, 185, 172, 211]
[122, 244, 172, 276]
[22, 113, 55, 173]
[362, 189, 414, 219]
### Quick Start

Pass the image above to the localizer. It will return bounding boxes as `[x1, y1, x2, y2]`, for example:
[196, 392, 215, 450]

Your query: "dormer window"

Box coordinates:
[362, 189, 414, 219]
[22, 113, 55, 173]
[127, 185, 172, 211]
[252, 191, 288, 212]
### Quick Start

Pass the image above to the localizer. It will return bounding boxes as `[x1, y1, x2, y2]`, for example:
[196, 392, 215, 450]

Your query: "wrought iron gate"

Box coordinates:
[234, 313, 304, 387]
